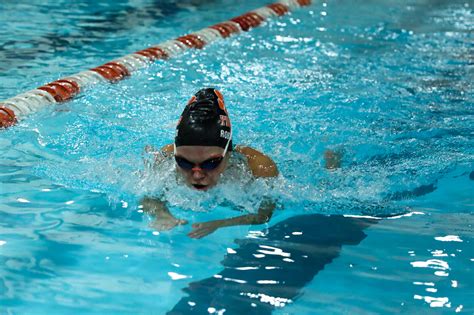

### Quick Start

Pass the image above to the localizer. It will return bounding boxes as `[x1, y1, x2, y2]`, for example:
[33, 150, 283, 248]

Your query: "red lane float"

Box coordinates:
[0, 0, 313, 129]
[267, 3, 290, 16]
[0, 107, 16, 128]
[38, 79, 80, 102]
[232, 12, 265, 31]
[209, 22, 241, 38]
[91, 62, 130, 82]
[176, 34, 206, 49]
[135, 47, 169, 60]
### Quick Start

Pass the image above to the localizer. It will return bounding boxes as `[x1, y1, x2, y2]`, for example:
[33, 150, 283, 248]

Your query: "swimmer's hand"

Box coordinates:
[141, 197, 188, 232]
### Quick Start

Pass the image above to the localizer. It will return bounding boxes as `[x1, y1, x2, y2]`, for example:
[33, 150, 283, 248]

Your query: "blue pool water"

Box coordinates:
[1, 0, 473, 314]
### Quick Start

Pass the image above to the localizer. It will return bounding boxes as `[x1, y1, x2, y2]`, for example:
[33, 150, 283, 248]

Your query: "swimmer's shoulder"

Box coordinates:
[161, 144, 174, 155]
[234, 145, 279, 178]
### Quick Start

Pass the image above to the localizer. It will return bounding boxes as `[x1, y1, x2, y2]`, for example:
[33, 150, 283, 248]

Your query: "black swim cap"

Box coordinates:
[175, 88, 232, 149]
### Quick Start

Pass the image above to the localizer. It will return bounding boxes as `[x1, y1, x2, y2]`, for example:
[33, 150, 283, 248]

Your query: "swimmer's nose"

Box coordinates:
[191, 167, 205, 179]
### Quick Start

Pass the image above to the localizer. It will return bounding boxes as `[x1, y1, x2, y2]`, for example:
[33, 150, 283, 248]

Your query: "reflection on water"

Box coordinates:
[408, 230, 469, 310]
[0, 0, 220, 72]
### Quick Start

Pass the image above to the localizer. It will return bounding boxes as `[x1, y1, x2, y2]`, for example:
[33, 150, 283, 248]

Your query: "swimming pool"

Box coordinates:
[1, 0, 473, 314]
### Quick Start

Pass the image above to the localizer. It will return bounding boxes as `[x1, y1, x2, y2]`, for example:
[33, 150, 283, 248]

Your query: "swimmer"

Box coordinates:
[142, 88, 339, 238]
[142, 88, 279, 238]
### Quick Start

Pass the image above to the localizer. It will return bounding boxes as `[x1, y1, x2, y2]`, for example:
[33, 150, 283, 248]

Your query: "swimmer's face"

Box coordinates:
[174, 145, 230, 191]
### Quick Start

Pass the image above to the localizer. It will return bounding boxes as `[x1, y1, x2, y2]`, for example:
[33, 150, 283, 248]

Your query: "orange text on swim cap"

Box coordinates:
[219, 115, 231, 127]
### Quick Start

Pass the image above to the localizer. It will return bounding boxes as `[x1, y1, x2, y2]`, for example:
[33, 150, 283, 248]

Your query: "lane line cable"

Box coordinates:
[0, 0, 313, 129]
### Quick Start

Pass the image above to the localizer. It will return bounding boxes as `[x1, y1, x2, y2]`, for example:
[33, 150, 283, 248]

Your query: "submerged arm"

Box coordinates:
[141, 197, 187, 231]
[188, 146, 279, 238]
[187, 146, 279, 238]
[188, 200, 276, 239]
[141, 143, 187, 231]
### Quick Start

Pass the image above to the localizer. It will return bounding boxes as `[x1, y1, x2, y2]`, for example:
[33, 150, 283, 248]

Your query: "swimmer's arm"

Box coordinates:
[155, 144, 174, 162]
[223, 200, 275, 226]
[161, 144, 174, 155]
[144, 144, 173, 155]
[235, 146, 279, 178]
[188, 200, 275, 239]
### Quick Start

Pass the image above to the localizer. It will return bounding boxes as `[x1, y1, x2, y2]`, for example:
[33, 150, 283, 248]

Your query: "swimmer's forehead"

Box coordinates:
[175, 145, 225, 157]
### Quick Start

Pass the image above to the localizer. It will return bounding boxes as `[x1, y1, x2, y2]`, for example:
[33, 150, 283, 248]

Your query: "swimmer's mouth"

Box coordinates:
[192, 184, 208, 190]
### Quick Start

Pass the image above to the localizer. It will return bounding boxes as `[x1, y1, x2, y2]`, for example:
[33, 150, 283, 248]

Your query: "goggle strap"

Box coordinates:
[222, 130, 232, 157]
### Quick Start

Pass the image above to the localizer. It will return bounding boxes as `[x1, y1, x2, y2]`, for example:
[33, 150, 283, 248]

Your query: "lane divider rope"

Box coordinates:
[0, 0, 312, 129]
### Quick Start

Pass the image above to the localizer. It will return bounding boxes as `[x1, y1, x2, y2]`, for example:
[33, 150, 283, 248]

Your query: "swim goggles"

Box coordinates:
[173, 131, 232, 171]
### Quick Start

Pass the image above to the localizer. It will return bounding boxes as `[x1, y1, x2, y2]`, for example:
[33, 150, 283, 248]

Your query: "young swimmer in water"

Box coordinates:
[142, 88, 279, 238]
[142, 88, 340, 238]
